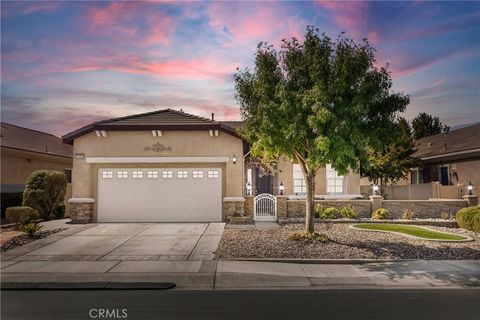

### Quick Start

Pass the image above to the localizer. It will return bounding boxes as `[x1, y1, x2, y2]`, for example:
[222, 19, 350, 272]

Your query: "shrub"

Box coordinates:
[1, 192, 23, 218]
[21, 222, 43, 238]
[5, 206, 39, 226]
[340, 206, 357, 219]
[288, 231, 329, 242]
[22, 170, 67, 221]
[372, 208, 388, 220]
[53, 204, 66, 219]
[315, 206, 338, 219]
[402, 209, 413, 220]
[456, 206, 480, 233]
[440, 212, 452, 220]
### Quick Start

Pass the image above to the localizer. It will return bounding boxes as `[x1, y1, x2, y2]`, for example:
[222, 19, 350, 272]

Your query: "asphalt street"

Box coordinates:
[2, 289, 479, 320]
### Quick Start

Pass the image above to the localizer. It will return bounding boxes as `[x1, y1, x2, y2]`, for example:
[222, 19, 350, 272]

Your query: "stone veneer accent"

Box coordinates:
[286, 200, 372, 218]
[223, 197, 245, 221]
[68, 198, 95, 223]
[283, 197, 469, 220]
[382, 200, 468, 219]
[244, 195, 254, 217]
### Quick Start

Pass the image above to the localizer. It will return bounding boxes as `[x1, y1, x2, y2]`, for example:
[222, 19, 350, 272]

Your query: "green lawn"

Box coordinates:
[353, 224, 469, 241]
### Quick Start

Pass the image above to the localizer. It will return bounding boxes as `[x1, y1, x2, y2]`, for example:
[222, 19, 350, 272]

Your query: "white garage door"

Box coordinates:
[97, 168, 222, 222]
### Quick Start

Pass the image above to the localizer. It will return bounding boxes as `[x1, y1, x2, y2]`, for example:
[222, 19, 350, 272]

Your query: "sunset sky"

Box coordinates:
[1, 1, 479, 136]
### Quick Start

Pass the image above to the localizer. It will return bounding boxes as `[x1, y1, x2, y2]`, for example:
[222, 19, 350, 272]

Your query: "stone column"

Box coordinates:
[277, 195, 288, 219]
[463, 195, 478, 207]
[244, 195, 254, 217]
[68, 198, 95, 223]
[369, 195, 383, 213]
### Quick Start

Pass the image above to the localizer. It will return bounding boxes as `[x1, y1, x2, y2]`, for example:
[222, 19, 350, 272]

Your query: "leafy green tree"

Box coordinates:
[411, 112, 450, 139]
[22, 170, 67, 220]
[361, 117, 419, 188]
[234, 27, 409, 232]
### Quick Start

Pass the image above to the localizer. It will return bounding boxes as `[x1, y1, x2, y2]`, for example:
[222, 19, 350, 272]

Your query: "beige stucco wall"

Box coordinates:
[1, 147, 72, 185]
[275, 156, 361, 195]
[451, 159, 480, 195]
[71, 130, 244, 208]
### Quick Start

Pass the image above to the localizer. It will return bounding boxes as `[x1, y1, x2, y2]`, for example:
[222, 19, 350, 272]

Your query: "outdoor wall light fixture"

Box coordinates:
[468, 181, 473, 195]
[232, 155, 237, 164]
[279, 181, 285, 195]
[100, 130, 107, 137]
[246, 182, 252, 195]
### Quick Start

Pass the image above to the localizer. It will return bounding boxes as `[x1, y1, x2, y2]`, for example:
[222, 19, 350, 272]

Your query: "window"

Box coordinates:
[326, 164, 344, 194]
[117, 171, 128, 179]
[177, 170, 188, 179]
[64, 169, 72, 183]
[132, 171, 143, 179]
[207, 170, 219, 179]
[192, 170, 204, 178]
[101, 170, 113, 179]
[147, 171, 158, 179]
[411, 168, 423, 184]
[293, 164, 307, 194]
[162, 171, 173, 179]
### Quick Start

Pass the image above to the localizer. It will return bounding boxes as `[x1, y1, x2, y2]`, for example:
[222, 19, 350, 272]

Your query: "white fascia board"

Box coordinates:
[86, 157, 230, 163]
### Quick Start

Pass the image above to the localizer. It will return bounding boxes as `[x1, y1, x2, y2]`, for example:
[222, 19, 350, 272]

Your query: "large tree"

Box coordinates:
[234, 27, 410, 233]
[361, 117, 419, 188]
[411, 112, 450, 139]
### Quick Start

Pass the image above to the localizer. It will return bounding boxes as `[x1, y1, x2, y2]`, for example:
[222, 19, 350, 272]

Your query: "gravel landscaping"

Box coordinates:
[1, 229, 65, 252]
[215, 223, 480, 260]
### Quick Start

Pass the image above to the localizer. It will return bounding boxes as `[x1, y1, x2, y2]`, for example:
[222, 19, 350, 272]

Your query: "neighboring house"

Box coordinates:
[1, 123, 73, 215]
[410, 123, 480, 193]
[63, 109, 361, 223]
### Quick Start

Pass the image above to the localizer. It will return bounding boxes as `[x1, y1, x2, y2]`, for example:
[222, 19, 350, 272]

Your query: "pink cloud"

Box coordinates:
[316, 1, 370, 38]
[208, 2, 301, 45]
[85, 2, 173, 45]
[2, 1, 61, 18]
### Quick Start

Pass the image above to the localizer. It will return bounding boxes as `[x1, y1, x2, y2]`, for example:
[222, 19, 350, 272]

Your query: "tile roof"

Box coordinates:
[220, 121, 244, 129]
[62, 109, 242, 144]
[1, 122, 72, 158]
[413, 123, 480, 158]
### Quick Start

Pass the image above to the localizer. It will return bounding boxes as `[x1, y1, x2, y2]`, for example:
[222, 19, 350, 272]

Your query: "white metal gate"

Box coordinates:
[254, 193, 277, 221]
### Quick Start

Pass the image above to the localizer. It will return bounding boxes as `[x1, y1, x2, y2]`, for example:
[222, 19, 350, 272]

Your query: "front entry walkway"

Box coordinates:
[1, 222, 225, 262]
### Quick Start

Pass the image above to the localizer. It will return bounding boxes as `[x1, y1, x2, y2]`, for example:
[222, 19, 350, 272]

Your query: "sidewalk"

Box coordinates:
[1, 260, 479, 290]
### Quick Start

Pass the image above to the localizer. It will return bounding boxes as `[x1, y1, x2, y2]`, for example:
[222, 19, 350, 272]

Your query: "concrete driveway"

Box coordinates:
[2, 222, 225, 262]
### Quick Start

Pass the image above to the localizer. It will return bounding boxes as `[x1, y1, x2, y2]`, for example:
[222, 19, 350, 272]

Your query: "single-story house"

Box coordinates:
[63, 109, 361, 223]
[1, 122, 73, 215]
[410, 123, 480, 193]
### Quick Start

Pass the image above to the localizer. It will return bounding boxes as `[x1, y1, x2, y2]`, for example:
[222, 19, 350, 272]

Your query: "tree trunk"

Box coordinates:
[305, 174, 315, 233]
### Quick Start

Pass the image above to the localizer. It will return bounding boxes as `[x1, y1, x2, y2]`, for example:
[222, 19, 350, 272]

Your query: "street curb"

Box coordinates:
[0, 282, 176, 290]
[225, 258, 417, 264]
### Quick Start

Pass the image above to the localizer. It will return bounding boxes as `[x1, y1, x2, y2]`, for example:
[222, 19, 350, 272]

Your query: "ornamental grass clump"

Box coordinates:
[340, 206, 358, 219]
[315, 205, 338, 219]
[20, 222, 43, 239]
[372, 208, 388, 220]
[402, 209, 413, 220]
[288, 231, 329, 242]
[456, 206, 480, 233]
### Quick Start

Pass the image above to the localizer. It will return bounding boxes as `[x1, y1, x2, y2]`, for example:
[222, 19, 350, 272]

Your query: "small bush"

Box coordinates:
[340, 206, 358, 219]
[440, 212, 453, 220]
[402, 209, 413, 220]
[1, 192, 23, 218]
[456, 206, 480, 233]
[5, 206, 39, 226]
[372, 208, 388, 220]
[315, 206, 338, 219]
[53, 204, 65, 219]
[288, 231, 329, 242]
[21, 222, 43, 238]
[22, 170, 67, 221]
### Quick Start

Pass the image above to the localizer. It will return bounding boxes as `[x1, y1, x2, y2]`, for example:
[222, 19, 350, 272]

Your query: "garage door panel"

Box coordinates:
[97, 168, 222, 222]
